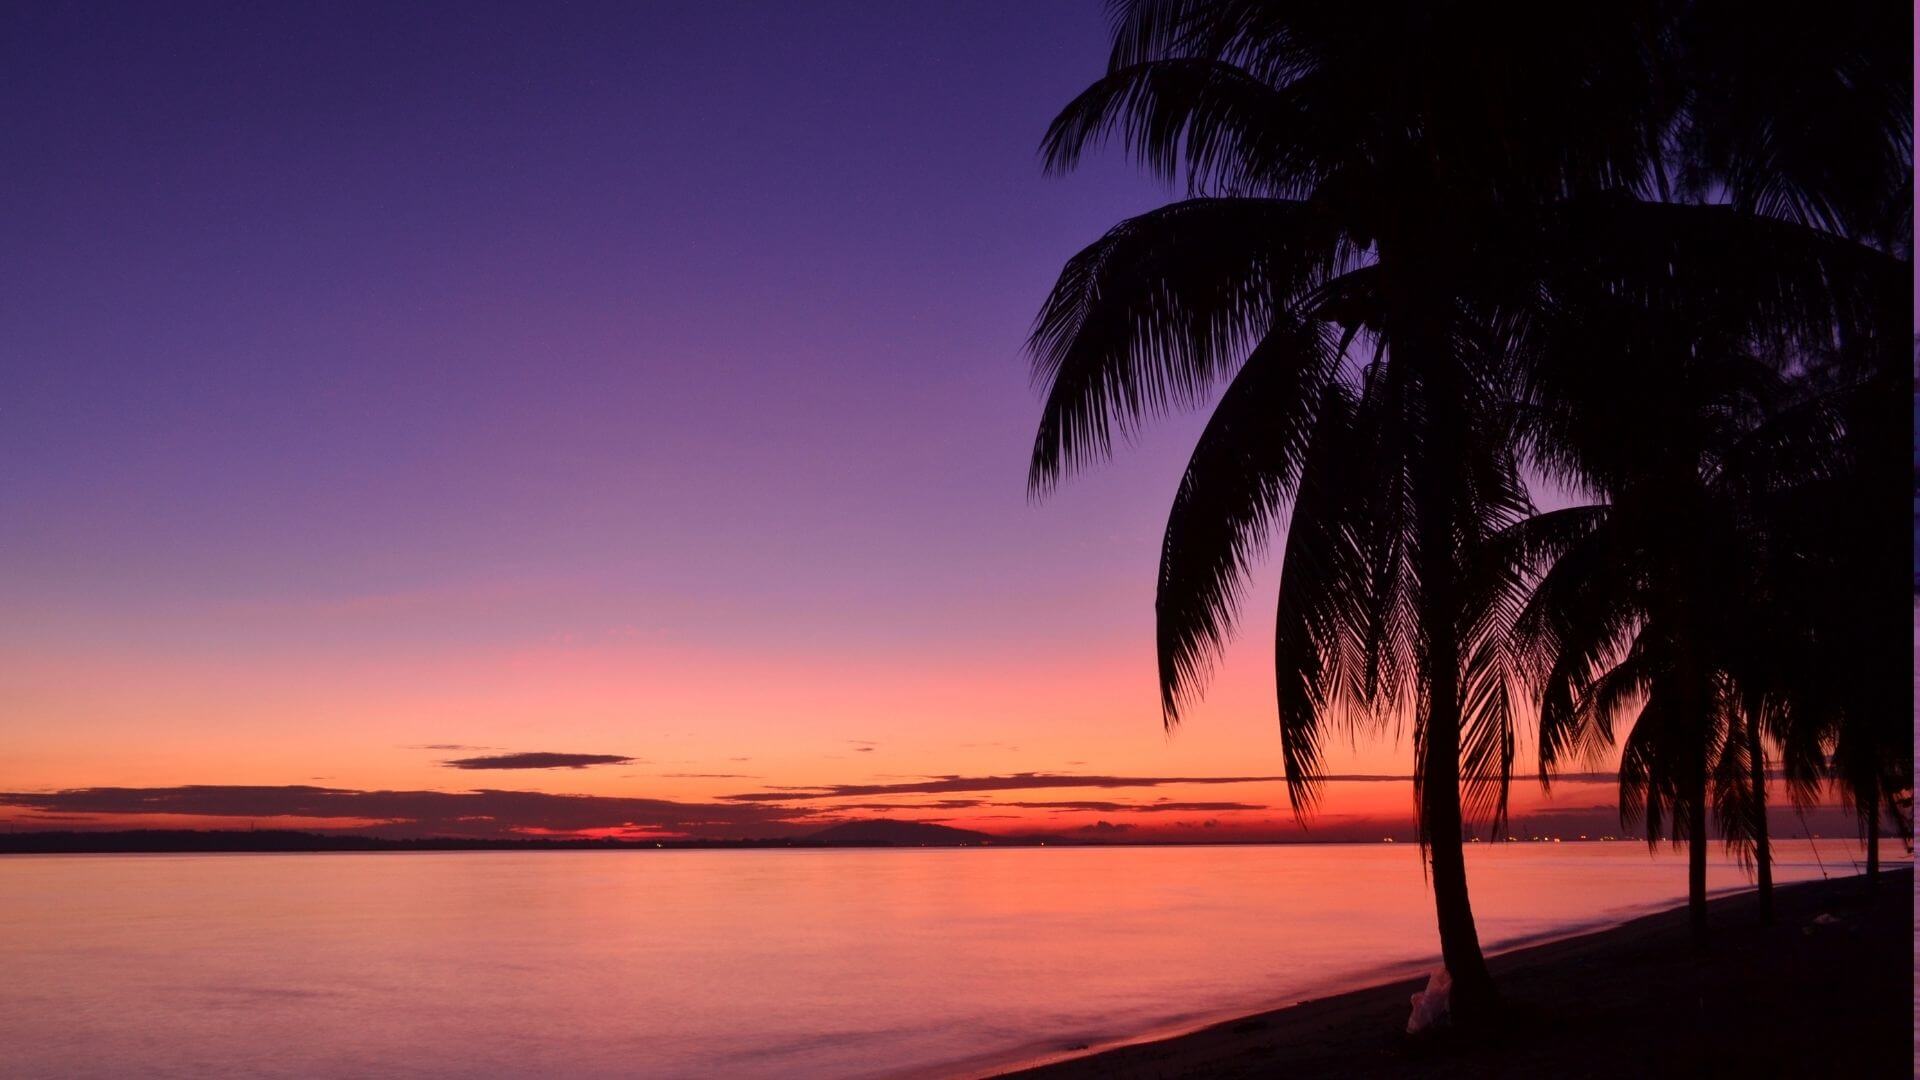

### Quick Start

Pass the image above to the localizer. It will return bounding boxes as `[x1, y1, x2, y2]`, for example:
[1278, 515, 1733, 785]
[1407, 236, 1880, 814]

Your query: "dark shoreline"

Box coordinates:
[0, 828, 1855, 854]
[992, 867, 1913, 1078]
[0, 829, 1026, 853]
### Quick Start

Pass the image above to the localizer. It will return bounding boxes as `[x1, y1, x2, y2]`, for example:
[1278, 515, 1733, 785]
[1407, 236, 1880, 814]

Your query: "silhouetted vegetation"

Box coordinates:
[1028, 0, 1909, 1019]
[0, 830, 811, 853]
[0, 822, 1028, 854]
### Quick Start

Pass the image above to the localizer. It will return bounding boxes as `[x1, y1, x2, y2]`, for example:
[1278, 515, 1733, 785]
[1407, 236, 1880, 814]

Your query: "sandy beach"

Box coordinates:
[997, 867, 1912, 1079]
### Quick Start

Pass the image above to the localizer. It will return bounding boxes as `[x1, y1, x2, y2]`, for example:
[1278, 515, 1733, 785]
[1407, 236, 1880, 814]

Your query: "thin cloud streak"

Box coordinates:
[999, 800, 1267, 813]
[442, 753, 634, 770]
[818, 799, 987, 811]
[723, 770, 1640, 802]
[721, 772, 1290, 802]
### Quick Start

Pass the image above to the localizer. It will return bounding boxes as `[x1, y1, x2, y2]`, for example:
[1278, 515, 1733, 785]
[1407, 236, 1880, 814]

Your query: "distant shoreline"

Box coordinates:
[987, 868, 1913, 1079]
[0, 829, 1025, 853]
[0, 828, 1861, 855]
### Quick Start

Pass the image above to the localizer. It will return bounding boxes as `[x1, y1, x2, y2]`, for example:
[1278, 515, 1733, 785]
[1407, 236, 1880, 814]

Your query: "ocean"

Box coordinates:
[0, 840, 1885, 1078]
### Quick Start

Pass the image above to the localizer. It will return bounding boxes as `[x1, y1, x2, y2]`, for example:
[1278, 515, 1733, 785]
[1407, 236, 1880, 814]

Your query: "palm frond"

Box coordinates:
[1674, 0, 1912, 245]
[1040, 59, 1331, 196]
[1458, 627, 1517, 836]
[1536, 199, 1905, 356]
[1155, 316, 1343, 723]
[1027, 197, 1344, 492]
[1270, 383, 1370, 818]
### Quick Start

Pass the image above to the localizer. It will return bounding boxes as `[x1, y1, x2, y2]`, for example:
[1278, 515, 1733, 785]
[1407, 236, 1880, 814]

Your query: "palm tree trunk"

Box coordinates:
[1744, 707, 1771, 925]
[1423, 640, 1497, 1025]
[1668, 591, 1710, 947]
[1687, 765, 1709, 945]
[1664, 657, 1711, 945]
[1393, 243, 1496, 1026]
[1410, 394, 1496, 1023]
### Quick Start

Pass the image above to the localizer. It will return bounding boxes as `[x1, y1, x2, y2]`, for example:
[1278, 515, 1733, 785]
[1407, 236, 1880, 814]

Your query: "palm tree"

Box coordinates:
[1026, 0, 1908, 1018]
[1760, 346, 1916, 886]
[1715, 355, 1908, 914]
[1673, 0, 1913, 251]
[1506, 233, 1907, 939]
[1493, 0, 1910, 929]
[1503, 298, 1796, 943]
[1025, 1, 1674, 1023]
[1672, 0, 1911, 894]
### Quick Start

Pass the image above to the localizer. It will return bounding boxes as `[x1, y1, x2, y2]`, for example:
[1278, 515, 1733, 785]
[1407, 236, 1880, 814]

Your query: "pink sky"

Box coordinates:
[0, 3, 1859, 845]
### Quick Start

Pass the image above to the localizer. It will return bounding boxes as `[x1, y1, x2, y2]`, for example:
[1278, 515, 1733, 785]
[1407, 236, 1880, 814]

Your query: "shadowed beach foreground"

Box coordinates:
[999, 868, 1911, 1079]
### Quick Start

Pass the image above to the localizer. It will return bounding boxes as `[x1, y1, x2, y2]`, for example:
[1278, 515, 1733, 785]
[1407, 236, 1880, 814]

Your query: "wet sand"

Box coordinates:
[995, 867, 1912, 1078]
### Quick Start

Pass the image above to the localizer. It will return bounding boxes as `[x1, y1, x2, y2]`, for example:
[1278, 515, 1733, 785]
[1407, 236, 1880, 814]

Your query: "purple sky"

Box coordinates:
[0, 2, 1696, 840]
[4, 2, 1205, 655]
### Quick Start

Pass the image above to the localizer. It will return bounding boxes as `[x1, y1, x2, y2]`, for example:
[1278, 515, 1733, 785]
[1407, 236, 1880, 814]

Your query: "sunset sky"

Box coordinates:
[0, 1, 1808, 842]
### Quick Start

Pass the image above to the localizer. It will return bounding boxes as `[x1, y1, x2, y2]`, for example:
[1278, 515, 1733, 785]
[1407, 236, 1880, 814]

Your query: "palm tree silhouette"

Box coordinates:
[1025, 1, 1677, 1023]
[1028, 0, 1909, 1018]
[1503, 206, 1905, 941]
[1675, 1, 1912, 882]
[1504, 306, 1817, 942]
[1761, 344, 1916, 886]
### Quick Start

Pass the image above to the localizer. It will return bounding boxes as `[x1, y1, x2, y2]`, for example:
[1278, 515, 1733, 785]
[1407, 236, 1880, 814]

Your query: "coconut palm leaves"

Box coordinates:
[1029, 0, 1911, 1020]
[1505, 250, 1907, 937]
[1028, 198, 1349, 490]
[1674, 0, 1913, 246]
[1024, 0, 1665, 1021]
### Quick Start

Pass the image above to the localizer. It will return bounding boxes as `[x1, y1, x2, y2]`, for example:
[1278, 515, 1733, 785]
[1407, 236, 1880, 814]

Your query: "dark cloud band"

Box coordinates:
[0, 785, 814, 839]
[722, 772, 1290, 802]
[999, 800, 1267, 813]
[442, 753, 634, 770]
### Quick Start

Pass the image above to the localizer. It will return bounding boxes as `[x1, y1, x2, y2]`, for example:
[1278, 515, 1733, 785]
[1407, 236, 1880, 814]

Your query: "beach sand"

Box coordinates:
[995, 867, 1912, 1078]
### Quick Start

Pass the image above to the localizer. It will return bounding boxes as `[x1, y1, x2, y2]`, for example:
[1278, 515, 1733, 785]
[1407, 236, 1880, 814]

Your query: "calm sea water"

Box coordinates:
[0, 841, 1886, 1079]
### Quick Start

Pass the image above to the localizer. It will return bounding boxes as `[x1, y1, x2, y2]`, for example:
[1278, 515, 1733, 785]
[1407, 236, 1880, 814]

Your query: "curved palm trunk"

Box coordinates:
[1404, 319, 1497, 1024]
[1743, 706, 1772, 924]
[1422, 631, 1497, 1024]
[1383, 224, 1499, 1026]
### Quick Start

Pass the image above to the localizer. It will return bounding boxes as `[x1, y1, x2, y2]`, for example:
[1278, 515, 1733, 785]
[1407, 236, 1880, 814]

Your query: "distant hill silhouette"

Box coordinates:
[806, 819, 994, 845]
[0, 824, 1017, 854]
[0, 829, 817, 854]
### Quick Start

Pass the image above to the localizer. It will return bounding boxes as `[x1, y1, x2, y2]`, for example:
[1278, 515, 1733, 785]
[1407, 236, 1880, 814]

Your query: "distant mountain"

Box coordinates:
[0, 823, 1009, 853]
[0, 830, 820, 854]
[806, 819, 994, 846]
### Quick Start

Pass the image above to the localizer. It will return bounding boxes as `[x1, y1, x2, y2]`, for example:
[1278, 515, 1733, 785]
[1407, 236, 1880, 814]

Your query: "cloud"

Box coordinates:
[714, 770, 1643, 803]
[723, 772, 1287, 802]
[0, 785, 820, 839]
[442, 752, 633, 770]
[659, 773, 762, 779]
[999, 800, 1267, 813]
[820, 799, 986, 811]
